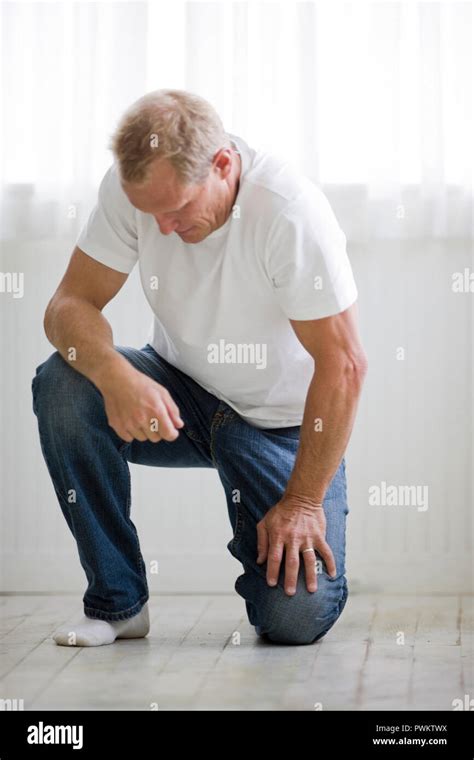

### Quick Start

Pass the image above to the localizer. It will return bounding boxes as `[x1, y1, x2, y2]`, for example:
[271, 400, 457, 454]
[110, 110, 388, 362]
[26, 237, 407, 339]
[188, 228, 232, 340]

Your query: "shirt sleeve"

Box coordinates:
[75, 163, 139, 274]
[265, 185, 358, 320]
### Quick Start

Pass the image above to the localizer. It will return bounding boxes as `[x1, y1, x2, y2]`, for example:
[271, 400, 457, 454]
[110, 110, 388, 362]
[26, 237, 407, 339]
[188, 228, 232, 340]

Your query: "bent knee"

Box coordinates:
[32, 350, 100, 426]
[256, 579, 349, 645]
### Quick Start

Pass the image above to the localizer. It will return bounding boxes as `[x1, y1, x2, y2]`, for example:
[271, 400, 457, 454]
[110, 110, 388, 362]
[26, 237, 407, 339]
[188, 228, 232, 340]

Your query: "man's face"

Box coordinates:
[121, 149, 235, 244]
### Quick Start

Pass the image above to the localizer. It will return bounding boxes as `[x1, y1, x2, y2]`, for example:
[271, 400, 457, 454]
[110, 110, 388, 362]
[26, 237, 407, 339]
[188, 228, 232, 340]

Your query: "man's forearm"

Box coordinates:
[44, 296, 130, 391]
[283, 363, 366, 506]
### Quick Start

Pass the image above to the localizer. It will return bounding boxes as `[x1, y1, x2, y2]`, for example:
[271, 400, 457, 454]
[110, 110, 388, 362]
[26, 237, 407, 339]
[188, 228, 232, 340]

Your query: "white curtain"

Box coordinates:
[1, 0, 472, 244]
[1, 1, 472, 595]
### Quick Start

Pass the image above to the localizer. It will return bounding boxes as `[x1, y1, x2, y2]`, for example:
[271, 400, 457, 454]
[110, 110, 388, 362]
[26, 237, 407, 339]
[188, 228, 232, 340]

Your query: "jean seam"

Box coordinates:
[185, 428, 206, 444]
[209, 409, 225, 466]
[33, 401, 73, 517]
[230, 501, 245, 550]
[210, 405, 239, 466]
[309, 579, 349, 643]
[120, 444, 149, 592]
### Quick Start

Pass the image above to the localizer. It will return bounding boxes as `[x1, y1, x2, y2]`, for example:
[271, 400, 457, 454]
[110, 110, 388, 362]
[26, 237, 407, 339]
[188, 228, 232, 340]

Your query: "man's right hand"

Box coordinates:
[96, 358, 184, 443]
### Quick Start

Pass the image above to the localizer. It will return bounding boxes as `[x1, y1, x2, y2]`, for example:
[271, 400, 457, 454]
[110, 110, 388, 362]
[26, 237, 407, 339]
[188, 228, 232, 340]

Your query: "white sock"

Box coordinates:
[52, 602, 150, 647]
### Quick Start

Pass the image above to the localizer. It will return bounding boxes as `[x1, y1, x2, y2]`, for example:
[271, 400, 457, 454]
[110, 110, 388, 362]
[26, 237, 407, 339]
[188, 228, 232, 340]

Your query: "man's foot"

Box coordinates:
[52, 602, 150, 647]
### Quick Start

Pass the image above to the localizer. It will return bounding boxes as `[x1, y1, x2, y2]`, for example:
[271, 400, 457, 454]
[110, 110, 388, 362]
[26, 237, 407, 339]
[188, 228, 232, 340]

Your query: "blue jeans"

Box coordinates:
[31, 344, 349, 645]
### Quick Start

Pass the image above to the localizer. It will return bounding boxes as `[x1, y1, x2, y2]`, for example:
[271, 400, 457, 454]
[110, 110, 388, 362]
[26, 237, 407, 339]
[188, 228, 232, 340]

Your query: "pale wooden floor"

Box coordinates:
[0, 594, 472, 711]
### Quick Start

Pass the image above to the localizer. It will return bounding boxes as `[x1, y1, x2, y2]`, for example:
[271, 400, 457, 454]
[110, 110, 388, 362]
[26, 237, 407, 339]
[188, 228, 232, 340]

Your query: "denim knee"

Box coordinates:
[253, 577, 349, 646]
[32, 350, 99, 433]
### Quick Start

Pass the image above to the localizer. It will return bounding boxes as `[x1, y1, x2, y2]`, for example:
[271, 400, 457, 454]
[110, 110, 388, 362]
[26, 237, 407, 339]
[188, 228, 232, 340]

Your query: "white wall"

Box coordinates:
[0, 237, 472, 594]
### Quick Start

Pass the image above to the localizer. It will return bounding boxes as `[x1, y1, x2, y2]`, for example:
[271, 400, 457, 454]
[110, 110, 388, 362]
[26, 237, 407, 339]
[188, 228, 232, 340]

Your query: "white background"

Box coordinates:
[0, 0, 472, 594]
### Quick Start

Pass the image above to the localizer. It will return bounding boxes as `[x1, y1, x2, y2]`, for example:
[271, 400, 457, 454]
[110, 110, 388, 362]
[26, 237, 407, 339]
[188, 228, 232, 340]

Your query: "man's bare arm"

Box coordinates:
[283, 301, 368, 504]
[44, 246, 183, 442]
[44, 246, 131, 389]
[255, 302, 368, 595]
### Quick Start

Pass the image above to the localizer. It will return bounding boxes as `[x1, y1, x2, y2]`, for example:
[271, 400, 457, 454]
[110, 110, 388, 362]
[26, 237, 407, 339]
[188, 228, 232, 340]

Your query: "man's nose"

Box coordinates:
[154, 216, 178, 235]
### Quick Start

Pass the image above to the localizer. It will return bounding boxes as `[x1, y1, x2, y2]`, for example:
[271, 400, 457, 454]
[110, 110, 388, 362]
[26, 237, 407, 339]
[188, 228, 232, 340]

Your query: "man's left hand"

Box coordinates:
[256, 495, 337, 595]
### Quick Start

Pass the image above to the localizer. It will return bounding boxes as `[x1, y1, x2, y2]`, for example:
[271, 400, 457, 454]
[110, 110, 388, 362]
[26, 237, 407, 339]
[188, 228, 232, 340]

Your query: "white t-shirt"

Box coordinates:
[76, 133, 358, 429]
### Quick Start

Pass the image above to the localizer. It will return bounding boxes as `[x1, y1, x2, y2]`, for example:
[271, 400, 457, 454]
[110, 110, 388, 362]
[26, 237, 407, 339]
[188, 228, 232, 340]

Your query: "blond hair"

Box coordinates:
[108, 89, 231, 186]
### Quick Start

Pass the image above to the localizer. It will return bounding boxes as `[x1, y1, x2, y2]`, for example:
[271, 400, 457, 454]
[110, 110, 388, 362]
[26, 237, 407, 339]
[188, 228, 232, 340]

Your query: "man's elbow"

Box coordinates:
[43, 304, 51, 340]
[43, 296, 60, 342]
[317, 351, 368, 387]
[353, 350, 369, 378]
[345, 351, 368, 385]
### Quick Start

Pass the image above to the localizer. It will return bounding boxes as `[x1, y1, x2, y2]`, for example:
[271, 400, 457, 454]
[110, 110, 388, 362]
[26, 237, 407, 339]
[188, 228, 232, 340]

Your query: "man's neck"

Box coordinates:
[213, 147, 242, 233]
[229, 148, 242, 211]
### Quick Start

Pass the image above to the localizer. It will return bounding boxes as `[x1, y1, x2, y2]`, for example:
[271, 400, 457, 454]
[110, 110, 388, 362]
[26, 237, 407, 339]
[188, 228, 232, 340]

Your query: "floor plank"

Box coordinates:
[0, 593, 471, 711]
